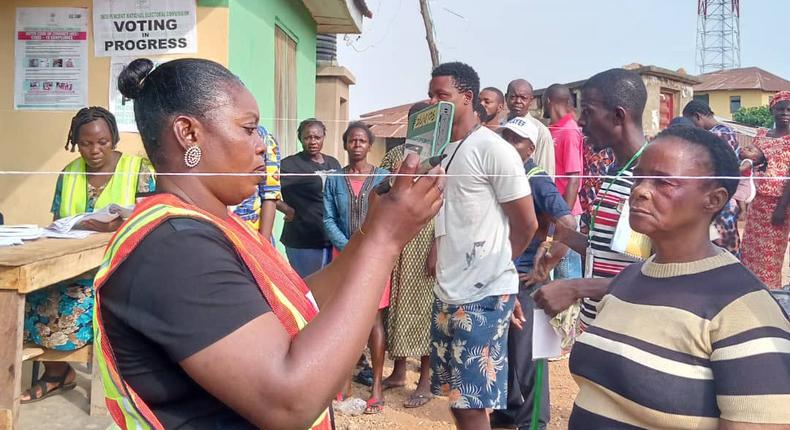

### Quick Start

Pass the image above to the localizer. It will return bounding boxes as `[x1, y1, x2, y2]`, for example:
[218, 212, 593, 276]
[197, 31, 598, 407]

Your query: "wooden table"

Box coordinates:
[0, 233, 111, 430]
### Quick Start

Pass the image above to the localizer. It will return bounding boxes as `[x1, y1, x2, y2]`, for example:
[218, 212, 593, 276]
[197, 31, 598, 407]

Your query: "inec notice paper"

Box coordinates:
[14, 7, 88, 110]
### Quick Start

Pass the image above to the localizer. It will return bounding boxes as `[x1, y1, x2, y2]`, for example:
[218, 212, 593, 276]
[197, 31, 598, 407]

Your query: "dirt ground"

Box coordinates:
[335, 251, 789, 430]
[334, 357, 577, 430]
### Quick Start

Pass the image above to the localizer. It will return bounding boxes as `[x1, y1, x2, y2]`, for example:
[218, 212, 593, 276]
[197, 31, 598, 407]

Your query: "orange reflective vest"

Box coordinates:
[92, 193, 331, 430]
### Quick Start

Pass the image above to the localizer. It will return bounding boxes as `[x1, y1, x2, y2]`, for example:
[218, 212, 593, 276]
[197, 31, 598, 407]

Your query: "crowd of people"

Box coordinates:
[16, 55, 789, 430]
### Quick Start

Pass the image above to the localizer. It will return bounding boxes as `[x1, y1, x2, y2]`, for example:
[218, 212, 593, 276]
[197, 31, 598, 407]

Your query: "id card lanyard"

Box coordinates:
[588, 143, 648, 236]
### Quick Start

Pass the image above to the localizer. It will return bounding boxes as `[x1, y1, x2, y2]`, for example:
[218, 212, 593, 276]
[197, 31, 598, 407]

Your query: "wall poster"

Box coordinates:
[14, 7, 88, 110]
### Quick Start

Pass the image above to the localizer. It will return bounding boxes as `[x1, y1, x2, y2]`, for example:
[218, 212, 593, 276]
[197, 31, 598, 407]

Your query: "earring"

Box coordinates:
[184, 145, 202, 168]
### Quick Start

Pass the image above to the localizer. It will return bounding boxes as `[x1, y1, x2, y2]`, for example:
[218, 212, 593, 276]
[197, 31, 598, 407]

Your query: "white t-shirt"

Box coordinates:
[434, 126, 531, 304]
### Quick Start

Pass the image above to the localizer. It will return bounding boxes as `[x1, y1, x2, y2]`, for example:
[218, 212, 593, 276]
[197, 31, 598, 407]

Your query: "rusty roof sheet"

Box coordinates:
[359, 99, 428, 139]
[694, 67, 790, 92]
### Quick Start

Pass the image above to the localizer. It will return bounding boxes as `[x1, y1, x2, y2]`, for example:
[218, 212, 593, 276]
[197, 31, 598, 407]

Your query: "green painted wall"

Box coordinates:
[227, 0, 317, 254]
[228, 0, 316, 156]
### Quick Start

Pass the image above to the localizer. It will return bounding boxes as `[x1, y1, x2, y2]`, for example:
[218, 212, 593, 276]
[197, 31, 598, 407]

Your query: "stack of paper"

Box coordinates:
[47, 204, 133, 234]
[0, 237, 24, 247]
[0, 225, 46, 247]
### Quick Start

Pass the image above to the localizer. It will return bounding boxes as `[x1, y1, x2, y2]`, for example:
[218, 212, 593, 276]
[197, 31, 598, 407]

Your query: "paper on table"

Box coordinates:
[0, 237, 24, 247]
[48, 204, 133, 233]
[0, 225, 45, 240]
[532, 309, 562, 360]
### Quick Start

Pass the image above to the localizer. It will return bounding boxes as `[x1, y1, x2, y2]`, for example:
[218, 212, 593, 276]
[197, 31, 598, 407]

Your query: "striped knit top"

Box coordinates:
[569, 249, 790, 429]
[580, 165, 641, 327]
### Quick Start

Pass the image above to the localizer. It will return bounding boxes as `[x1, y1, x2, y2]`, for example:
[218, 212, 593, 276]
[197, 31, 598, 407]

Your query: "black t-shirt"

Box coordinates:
[101, 218, 271, 429]
[279, 152, 341, 249]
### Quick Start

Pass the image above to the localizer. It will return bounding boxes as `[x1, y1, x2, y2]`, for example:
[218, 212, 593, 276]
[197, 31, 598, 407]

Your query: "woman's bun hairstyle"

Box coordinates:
[118, 58, 154, 100]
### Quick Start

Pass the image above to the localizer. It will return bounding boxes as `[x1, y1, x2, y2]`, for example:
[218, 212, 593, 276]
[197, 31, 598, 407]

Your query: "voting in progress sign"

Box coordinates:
[92, 0, 197, 57]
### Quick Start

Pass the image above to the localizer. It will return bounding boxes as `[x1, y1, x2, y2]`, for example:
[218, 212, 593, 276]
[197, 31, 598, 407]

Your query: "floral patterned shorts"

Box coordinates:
[430, 294, 515, 410]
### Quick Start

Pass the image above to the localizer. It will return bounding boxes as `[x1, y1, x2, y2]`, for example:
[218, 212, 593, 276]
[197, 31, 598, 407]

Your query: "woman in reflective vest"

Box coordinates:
[21, 107, 155, 403]
[92, 57, 442, 429]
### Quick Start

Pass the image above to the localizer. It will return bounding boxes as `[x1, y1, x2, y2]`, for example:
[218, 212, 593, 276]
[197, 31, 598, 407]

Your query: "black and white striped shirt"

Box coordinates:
[580, 165, 641, 326]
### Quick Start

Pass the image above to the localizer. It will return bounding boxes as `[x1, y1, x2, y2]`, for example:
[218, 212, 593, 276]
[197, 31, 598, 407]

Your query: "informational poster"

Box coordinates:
[93, 0, 197, 57]
[109, 57, 138, 132]
[14, 8, 88, 110]
[108, 57, 164, 132]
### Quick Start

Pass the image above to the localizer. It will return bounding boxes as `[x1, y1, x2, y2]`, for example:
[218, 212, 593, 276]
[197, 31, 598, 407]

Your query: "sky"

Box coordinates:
[337, 0, 790, 118]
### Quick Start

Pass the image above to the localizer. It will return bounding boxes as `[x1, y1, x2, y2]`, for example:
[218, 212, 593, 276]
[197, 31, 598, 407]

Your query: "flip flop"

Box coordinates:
[364, 397, 384, 414]
[403, 392, 433, 408]
[21, 367, 76, 404]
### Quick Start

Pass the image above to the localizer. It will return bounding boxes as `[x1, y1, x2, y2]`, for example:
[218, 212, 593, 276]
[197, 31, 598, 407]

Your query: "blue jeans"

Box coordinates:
[554, 216, 582, 280]
[285, 246, 332, 278]
[554, 249, 582, 280]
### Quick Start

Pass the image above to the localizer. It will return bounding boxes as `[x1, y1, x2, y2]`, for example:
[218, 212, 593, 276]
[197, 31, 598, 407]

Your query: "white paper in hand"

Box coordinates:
[532, 309, 562, 360]
[48, 204, 134, 234]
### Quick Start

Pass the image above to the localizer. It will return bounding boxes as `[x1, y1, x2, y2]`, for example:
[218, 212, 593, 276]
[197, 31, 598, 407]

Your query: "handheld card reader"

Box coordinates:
[403, 101, 455, 159]
[374, 154, 447, 195]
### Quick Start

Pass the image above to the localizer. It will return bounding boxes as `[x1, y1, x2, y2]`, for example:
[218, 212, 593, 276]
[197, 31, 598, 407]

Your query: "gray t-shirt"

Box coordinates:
[434, 126, 531, 304]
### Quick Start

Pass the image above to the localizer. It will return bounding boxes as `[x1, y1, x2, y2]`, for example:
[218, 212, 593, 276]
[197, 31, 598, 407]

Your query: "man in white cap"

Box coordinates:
[505, 79, 556, 178]
[492, 118, 578, 430]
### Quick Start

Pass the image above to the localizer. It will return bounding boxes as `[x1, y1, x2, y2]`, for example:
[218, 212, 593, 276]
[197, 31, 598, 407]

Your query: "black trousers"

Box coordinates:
[490, 283, 550, 430]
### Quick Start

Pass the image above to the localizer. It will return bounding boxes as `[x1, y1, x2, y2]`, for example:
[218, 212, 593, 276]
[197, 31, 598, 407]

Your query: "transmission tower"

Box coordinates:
[696, 0, 741, 73]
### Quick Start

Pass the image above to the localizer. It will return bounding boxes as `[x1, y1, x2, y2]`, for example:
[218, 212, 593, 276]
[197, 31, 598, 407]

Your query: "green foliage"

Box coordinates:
[732, 105, 774, 128]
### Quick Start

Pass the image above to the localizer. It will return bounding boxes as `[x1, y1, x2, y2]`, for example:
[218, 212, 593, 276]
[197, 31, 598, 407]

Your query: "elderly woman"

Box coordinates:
[567, 126, 789, 429]
[21, 107, 155, 403]
[323, 121, 389, 413]
[740, 91, 790, 289]
[93, 58, 443, 430]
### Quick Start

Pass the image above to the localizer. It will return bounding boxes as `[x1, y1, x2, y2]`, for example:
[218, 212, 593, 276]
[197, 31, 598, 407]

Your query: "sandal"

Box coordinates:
[364, 397, 384, 414]
[21, 367, 76, 404]
[403, 392, 433, 408]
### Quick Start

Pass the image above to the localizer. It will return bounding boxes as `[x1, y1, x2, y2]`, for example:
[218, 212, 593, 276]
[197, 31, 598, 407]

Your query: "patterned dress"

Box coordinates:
[232, 126, 282, 232]
[24, 160, 155, 350]
[380, 145, 436, 357]
[579, 143, 614, 231]
[710, 124, 742, 256]
[741, 129, 790, 289]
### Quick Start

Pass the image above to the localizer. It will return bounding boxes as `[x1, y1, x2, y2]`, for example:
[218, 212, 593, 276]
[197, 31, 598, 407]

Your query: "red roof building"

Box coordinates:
[693, 67, 790, 119]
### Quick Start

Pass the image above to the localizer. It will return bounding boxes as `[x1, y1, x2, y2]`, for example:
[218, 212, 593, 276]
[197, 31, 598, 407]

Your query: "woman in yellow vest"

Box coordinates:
[91, 58, 442, 430]
[21, 107, 155, 403]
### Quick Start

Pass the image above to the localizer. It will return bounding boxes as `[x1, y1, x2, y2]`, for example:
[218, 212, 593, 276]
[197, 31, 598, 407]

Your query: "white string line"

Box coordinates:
[254, 117, 598, 132]
[0, 171, 783, 181]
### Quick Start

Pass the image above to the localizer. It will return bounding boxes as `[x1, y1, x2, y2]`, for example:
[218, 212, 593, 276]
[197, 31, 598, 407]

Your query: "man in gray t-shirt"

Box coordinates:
[427, 62, 538, 430]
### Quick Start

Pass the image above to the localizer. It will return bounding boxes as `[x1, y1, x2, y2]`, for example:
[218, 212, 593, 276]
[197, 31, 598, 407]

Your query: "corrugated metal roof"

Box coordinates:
[694, 67, 790, 92]
[718, 117, 758, 137]
[359, 100, 428, 139]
